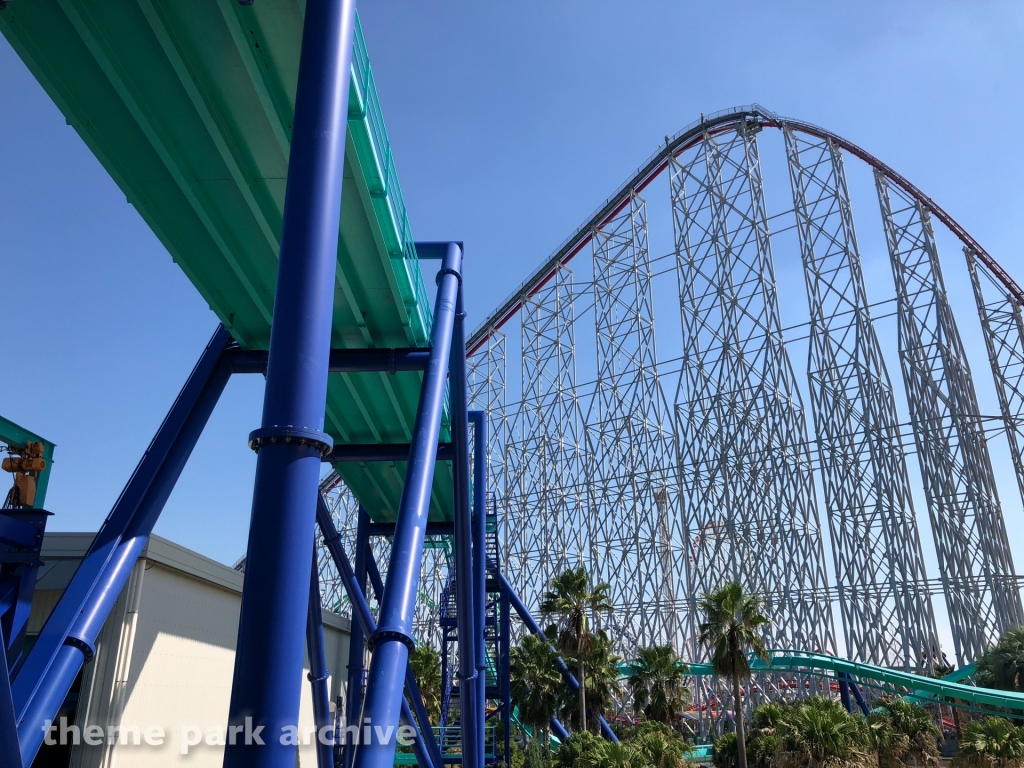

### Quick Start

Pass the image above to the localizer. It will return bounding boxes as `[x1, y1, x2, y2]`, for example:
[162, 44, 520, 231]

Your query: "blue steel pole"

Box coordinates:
[499, 582, 511, 766]
[222, 0, 356, 764]
[496, 570, 619, 743]
[353, 244, 462, 768]
[450, 285, 481, 768]
[838, 672, 852, 713]
[14, 326, 233, 765]
[306, 552, 334, 768]
[315, 495, 441, 768]
[343, 506, 370, 768]
[469, 411, 487, 763]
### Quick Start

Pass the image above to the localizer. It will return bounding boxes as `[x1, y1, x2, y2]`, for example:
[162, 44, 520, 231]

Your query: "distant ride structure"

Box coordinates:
[448, 104, 1024, 686]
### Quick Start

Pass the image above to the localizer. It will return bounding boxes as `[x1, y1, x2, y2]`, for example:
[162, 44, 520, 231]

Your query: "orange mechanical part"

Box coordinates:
[3, 441, 47, 508]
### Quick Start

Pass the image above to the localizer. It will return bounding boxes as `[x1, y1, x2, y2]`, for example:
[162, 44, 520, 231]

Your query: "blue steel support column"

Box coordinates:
[850, 677, 869, 716]
[499, 582, 511, 766]
[343, 506, 370, 768]
[315, 495, 442, 768]
[451, 286, 482, 768]
[496, 571, 618, 743]
[13, 325, 233, 766]
[469, 411, 487, 762]
[838, 672, 852, 713]
[222, 0, 355, 764]
[353, 244, 463, 768]
[306, 552, 333, 768]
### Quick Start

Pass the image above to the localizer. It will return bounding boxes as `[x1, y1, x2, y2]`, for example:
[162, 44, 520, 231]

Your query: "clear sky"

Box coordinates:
[2, 0, 1023, 615]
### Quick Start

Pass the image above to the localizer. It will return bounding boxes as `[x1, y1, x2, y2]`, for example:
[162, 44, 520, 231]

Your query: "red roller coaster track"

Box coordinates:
[467, 104, 1024, 355]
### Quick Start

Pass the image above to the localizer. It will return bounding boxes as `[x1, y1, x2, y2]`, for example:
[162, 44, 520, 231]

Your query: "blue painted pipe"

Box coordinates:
[450, 285, 481, 768]
[344, 506, 370, 768]
[498, 579, 512, 766]
[838, 672, 852, 713]
[850, 676, 869, 715]
[315, 496, 441, 768]
[222, 0, 356, 764]
[496, 571, 619, 743]
[352, 244, 463, 768]
[0, 627, 23, 768]
[306, 552, 334, 768]
[469, 412, 488, 763]
[13, 326, 233, 765]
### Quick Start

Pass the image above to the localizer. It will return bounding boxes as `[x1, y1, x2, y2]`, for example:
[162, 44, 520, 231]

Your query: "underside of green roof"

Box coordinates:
[1, 0, 452, 522]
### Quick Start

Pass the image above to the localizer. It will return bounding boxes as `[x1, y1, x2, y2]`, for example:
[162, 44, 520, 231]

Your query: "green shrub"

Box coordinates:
[712, 731, 739, 768]
[553, 730, 608, 767]
[953, 716, 1024, 768]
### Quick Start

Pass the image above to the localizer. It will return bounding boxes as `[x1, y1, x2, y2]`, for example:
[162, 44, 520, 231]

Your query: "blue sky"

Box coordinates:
[2, 0, 1023, 615]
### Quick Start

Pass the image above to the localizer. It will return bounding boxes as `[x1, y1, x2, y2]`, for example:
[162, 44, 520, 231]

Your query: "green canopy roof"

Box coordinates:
[1, 0, 452, 522]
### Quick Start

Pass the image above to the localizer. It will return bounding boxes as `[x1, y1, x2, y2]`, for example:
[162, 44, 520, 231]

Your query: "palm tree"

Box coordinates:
[511, 633, 563, 756]
[954, 716, 1024, 768]
[628, 644, 690, 725]
[777, 697, 869, 767]
[561, 629, 622, 731]
[408, 644, 443, 723]
[541, 567, 613, 732]
[698, 582, 771, 768]
[977, 627, 1024, 693]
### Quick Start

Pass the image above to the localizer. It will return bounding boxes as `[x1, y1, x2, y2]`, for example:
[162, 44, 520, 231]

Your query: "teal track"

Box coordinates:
[685, 650, 1022, 714]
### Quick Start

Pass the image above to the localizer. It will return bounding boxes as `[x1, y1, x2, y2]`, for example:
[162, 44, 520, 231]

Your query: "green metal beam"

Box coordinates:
[0, 2, 451, 521]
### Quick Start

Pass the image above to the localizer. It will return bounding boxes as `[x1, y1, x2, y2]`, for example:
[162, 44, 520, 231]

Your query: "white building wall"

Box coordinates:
[30, 534, 350, 768]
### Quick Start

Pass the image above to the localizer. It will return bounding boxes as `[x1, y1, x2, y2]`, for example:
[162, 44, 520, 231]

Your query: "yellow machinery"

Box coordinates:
[2, 442, 48, 509]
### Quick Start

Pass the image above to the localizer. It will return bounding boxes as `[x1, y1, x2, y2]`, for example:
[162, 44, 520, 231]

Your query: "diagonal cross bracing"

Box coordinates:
[877, 173, 1023, 664]
[783, 126, 938, 670]
[505, 267, 589, 607]
[585, 194, 679, 650]
[966, 248, 1024, 509]
[671, 124, 835, 658]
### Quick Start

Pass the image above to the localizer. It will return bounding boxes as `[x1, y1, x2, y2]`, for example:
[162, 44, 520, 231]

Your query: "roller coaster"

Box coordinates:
[3, 1, 1024, 767]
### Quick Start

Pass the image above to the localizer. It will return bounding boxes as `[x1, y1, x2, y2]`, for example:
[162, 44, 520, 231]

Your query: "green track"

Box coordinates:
[686, 650, 1024, 714]
[1, 0, 452, 522]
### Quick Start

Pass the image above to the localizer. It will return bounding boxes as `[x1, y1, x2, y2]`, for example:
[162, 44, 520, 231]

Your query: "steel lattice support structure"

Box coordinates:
[504, 266, 589, 606]
[877, 172, 1024, 664]
[671, 123, 835, 658]
[299, 106, 1024, 745]
[586, 193, 679, 650]
[966, 248, 1024, 507]
[783, 126, 938, 671]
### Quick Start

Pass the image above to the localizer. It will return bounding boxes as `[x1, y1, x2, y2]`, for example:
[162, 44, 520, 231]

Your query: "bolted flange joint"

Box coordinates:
[435, 267, 462, 287]
[248, 426, 334, 457]
[64, 634, 96, 664]
[368, 628, 415, 653]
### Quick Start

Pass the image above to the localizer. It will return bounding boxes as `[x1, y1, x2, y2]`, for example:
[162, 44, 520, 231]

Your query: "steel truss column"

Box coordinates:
[877, 173, 1023, 664]
[507, 265, 586, 612]
[586, 192, 678, 651]
[353, 244, 463, 768]
[783, 126, 938, 670]
[966, 248, 1024, 507]
[223, 0, 356, 764]
[468, 330, 507, 577]
[670, 123, 835, 671]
